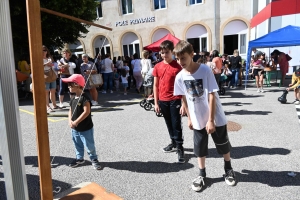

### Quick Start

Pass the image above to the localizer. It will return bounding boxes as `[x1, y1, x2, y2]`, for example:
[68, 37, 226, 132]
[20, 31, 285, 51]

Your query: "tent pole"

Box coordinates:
[26, 0, 53, 199]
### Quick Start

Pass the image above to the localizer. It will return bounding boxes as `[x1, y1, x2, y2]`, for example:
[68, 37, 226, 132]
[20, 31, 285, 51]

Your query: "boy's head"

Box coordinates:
[173, 40, 194, 68]
[123, 60, 128, 66]
[61, 74, 85, 92]
[160, 40, 174, 62]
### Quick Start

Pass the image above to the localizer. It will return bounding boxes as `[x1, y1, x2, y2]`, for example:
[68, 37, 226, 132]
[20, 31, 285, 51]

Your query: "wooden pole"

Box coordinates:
[40, 7, 113, 31]
[26, 1, 53, 199]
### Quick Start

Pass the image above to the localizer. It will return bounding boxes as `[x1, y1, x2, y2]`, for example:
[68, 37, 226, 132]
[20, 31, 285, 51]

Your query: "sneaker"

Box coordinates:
[223, 169, 236, 186]
[257, 89, 261, 93]
[110, 90, 113, 94]
[59, 103, 65, 108]
[91, 159, 101, 170]
[294, 100, 300, 105]
[47, 107, 55, 113]
[192, 176, 205, 192]
[260, 89, 264, 93]
[177, 147, 185, 163]
[101, 90, 106, 94]
[91, 100, 99, 106]
[162, 143, 177, 153]
[69, 159, 85, 168]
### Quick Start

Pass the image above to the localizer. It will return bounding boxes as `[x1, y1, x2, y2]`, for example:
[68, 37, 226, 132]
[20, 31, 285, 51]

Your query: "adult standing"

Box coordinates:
[272, 49, 289, 86]
[115, 56, 124, 73]
[58, 48, 76, 108]
[81, 54, 99, 106]
[141, 50, 152, 79]
[211, 50, 222, 84]
[228, 49, 242, 88]
[101, 53, 114, 94]
[43, 45, 58, 112]
[131, 53, 143, 93]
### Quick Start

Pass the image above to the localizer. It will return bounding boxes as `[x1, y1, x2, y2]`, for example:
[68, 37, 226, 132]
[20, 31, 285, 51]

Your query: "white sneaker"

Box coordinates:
[110, 90, 113, 94]
[101, 90, 106, 94]
[257, 89, 261, 93]
[91, 100, 99, 106]
[59, 103, 64, 108]
[294, 101, 300, 105]
[260, 88, 264, 93]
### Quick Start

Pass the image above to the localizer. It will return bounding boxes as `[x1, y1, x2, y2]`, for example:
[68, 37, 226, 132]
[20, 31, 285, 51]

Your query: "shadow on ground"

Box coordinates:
[0, 172, 72, 200]
[101, 161, 194, 173]
[184, 146, 290, 161]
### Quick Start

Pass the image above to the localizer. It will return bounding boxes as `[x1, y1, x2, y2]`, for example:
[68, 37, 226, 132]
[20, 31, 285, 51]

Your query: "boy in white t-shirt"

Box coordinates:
[173, 40, 236, 192]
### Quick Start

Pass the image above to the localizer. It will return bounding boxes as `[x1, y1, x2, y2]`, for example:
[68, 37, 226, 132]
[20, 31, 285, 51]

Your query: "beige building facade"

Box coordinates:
[70, 0, 252, 59]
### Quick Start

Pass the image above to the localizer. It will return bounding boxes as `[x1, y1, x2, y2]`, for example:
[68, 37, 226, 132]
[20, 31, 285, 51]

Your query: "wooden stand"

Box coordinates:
[60, 183, 123, 200]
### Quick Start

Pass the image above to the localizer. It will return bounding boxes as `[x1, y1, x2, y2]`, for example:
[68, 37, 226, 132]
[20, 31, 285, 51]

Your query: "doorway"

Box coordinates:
[224, 35, 238, 55]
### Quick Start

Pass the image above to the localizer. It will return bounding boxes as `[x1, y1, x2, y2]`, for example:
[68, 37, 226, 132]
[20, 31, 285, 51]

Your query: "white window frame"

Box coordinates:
[123, 43, 139, 56]
[121, 0, 133, 15]
[238, 34, 247, 55]
[154, 0, 167, 10]
[189, 0, 203, 6]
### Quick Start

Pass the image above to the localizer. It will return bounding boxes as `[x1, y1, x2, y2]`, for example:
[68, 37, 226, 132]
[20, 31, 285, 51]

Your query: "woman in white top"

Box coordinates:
[131, 53, 142, 93]
[141, 50, 152, 79]
[43, 45, 58, 112]
[115, 56, 124, 72]
[101, 53, 114, 94]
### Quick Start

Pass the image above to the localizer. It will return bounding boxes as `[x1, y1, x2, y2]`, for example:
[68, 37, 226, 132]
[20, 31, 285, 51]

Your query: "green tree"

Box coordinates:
[10, 0, 98, 55]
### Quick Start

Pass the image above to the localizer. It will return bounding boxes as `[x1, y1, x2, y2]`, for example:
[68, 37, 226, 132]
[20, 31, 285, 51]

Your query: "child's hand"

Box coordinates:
[206, 121, 215, 134]
[180, 105, 186, 116]
[188, 119, 193, 130]
[286, 87, 290, 91]
[288, 84, 293, 87]
[154, 104, 160, 113]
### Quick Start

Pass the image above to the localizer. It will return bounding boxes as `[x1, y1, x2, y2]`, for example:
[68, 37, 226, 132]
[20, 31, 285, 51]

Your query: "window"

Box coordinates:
[154, 0, 166, 10]
[189, 0, 202, 5]
[239, 34, 246, 54]
[122, 0, 133, 14]
[96, 3, 103, 18]
[122, 44, 140, 57]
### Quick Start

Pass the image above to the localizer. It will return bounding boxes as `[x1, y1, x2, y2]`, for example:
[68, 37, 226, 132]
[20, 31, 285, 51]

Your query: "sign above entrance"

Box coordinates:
[115, 17, 155, 27]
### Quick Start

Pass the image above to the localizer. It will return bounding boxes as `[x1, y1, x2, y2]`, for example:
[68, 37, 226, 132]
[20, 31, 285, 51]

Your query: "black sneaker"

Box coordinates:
[177, 147, 185, 163]
[192, 176, 205, 192]
[223, 169, 236, 186]
[91, 159, 101, 170]
[162, 143, 177, 153]
[69, 159, 85, 168]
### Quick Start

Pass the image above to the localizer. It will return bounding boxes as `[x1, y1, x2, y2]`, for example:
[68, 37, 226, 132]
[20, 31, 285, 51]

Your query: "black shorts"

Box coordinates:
[253, 69, 264, 76]
[193, 125, 231, 157]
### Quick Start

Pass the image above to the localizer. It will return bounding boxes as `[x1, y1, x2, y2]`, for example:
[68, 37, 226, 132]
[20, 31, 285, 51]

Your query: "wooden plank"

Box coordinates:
[26, 1, 53, 199]
[60, 182, 123, 200]
[40, 7, 112, 31]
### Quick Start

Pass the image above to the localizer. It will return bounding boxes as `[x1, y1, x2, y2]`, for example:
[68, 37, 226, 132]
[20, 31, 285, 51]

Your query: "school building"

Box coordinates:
[68, 0, 252, 59]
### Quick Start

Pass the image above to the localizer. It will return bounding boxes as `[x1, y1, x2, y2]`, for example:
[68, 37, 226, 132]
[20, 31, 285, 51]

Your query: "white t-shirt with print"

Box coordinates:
[174, 64, 227, 130]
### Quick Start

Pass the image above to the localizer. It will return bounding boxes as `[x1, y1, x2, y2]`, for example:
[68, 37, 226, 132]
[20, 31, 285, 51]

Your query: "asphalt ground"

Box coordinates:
[1, 78, 300, 200]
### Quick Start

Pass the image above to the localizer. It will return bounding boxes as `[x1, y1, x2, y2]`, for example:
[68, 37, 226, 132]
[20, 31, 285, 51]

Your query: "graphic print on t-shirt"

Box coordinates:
[184, 79, 204, 102]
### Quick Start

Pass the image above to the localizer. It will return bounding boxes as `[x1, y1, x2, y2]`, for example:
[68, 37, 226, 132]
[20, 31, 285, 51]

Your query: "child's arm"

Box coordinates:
[207, 92, 216, 134]
[68, 109, 74, 128]
[182, 96, 193, 130]
[71, 101, 91, 128]
[153, 77, 160, 113]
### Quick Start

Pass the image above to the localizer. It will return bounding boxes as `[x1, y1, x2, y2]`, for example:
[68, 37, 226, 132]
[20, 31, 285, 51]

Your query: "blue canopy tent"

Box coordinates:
[246, 25, 300, 88]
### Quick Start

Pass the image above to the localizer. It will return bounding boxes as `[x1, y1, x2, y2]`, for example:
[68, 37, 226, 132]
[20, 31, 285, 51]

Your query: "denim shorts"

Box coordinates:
[122, 83, 128, 88]
[45, 80, 56, 90]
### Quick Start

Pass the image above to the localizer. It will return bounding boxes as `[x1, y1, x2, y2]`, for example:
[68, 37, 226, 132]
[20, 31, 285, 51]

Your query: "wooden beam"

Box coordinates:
[26, 1, 53, 199]
[40, 7, 112, 31]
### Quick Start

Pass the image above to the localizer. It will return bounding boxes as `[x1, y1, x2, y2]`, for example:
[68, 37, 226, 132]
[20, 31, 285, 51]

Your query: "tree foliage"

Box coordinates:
[10, 0, 98, 55]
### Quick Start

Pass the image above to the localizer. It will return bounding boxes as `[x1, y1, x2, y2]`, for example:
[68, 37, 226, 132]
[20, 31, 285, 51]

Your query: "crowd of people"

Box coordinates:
[15, 40, 300, 193]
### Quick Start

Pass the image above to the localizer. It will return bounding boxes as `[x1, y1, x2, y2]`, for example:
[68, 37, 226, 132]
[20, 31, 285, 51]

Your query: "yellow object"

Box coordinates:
[18, 60, 31, 75]
[290, 73, 300, 89]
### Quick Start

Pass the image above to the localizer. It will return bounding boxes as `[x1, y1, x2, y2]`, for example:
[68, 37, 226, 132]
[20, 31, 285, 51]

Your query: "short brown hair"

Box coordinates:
[173, 40, 194, 56]
[142, 50, 149, 59]
[160, 40, 174, 51]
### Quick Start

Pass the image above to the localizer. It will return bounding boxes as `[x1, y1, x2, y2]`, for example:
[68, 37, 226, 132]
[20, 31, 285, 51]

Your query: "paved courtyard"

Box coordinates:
[1, 80, 300, 200]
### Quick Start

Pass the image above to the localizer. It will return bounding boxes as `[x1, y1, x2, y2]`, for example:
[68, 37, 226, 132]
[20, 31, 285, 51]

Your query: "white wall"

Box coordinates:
[122, 32, 139, 44]
[152, 29, 170, 42]
[186, 25, 207, 38]
[223, 20, 248, 35]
